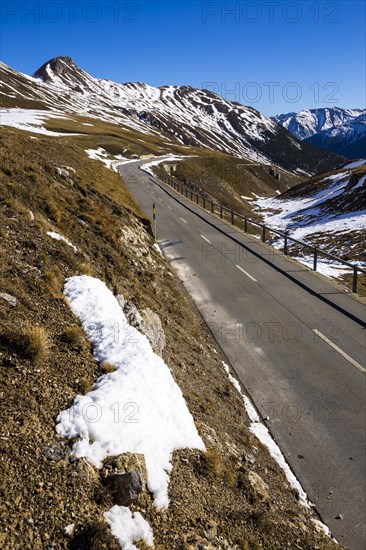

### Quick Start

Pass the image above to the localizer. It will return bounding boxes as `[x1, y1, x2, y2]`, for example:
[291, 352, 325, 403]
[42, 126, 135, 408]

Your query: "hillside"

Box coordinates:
[0, 57, 343, 174]
[254, 160, 366, 282]
[0, 126, 343, 549]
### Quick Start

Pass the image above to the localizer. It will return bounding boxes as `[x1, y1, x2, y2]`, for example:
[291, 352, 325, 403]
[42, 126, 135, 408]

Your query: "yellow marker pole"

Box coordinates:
[153, 202, 156, 240]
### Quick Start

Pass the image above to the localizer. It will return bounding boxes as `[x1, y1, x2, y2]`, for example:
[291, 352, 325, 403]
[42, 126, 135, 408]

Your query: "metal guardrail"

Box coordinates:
[155, 167, 366, 293]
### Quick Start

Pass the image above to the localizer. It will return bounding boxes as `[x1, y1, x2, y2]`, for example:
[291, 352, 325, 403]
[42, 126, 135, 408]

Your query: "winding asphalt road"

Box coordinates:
[118, 158, 366, 550]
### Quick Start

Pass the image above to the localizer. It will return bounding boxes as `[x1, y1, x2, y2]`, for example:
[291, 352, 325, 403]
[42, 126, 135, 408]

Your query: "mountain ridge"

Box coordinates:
[0, 57, 344, 174]
[273, 108, 366, 159]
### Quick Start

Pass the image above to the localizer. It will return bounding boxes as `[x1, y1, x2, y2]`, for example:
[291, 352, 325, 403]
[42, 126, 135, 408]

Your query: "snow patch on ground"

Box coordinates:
[140, 154, 192, 176]
[46, 231, 77, 252]
[104, 505, 154, 549]
[292, 255, 351, 278]
[0, 108, 82, 136]
[56, 276, 204, 508]
[85, 147, 129, 172]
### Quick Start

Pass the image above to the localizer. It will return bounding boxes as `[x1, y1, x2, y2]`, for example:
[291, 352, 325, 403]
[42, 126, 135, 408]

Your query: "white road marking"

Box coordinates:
[312, 329, 365, 374]
[201, 234, 211, 244]
[235, 264, 257, 282]
[180, 217, 188, 224]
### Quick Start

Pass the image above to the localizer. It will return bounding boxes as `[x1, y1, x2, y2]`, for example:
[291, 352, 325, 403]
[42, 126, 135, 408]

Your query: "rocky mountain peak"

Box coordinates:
[33, 56, 78, 82]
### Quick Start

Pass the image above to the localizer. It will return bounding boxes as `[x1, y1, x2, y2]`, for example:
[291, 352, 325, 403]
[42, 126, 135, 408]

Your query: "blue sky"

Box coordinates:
[1, 0, 365, 115]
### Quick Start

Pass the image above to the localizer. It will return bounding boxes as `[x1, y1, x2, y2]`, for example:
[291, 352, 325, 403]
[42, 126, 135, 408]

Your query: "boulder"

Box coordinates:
[248, 471, 270, 501]
[141, 307, 166, 355]
[106, 471, 142, 506]
[103, 452, 147, 491]
[116, 295, 166, 356]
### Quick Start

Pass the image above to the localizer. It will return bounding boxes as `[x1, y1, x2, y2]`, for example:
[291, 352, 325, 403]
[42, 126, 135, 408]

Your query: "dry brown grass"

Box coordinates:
[62, 325, 84, 347]
[81, 377, 93, 393]
[44, 267, 64, 298]
[201, 449, 224, 479]
[101, 363, 116, 374]
[78, 263, 94, 276]
[22, 322, 52, 363]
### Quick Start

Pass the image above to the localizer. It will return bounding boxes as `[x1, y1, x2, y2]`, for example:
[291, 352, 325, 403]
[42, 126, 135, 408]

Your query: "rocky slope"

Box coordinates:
[0, 126, 341, 549]
[0, 57, 343, 174]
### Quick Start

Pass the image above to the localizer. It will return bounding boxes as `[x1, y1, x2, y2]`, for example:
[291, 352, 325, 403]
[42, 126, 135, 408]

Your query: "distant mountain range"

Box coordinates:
[272, 108, 366, 159]
[0, 56, 342, 174]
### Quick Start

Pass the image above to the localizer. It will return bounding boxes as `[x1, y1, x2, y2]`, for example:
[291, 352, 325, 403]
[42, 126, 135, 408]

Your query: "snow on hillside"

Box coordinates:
[104, 506, 154, 549]
[0, 108, 81, 136]
[0, 58, 341, 173]
[254, 169, 366, 278]
[85, 147, 133, 172]
[56, 276, 205, 509]
[140, 154, 192, 175]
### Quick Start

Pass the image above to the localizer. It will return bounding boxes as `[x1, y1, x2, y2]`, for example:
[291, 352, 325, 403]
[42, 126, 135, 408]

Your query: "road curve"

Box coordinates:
[118, 159, 366, 550]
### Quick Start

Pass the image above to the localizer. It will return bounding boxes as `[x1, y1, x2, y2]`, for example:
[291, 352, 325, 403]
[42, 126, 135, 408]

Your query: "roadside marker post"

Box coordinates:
[153, 202, 157, 240]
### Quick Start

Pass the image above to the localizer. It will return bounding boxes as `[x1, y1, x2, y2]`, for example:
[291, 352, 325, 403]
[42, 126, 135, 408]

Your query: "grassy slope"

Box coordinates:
[0, 127, 340, 549]
[169, 155, 302, 216]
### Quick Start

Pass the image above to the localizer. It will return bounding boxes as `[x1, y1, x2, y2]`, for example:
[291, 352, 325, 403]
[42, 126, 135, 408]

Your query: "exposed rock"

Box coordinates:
[56, 167, 70, 179]
[116, 296, 166, 356]
[74, 458, 99, 484]
[123, 300, 144, 328]
[42, 445, 68, 461]
[62, 165, 76, 175]
[248, 471, 270, 501]
[141, 307, 166, 355]
[0, 292, 17, 307]
[105, 470, 142, 506]
[63, 523, 75, 537]
[102, 453, 147, 491]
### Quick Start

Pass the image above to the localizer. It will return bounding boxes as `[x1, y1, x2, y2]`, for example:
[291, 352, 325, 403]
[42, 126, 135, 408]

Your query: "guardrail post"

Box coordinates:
[196, 194, 199, 205]
[220, 206, 223, 219]
[231, 211, 234, 225]
[203, 197, 206, 209]
[284, 231, 288, 255]
[353, 266, 358, 293]
[244, 217, 247, 232]
[313, 248, 318, 271]
[211, 201, 214, 213]
[262, 225, 266, 242]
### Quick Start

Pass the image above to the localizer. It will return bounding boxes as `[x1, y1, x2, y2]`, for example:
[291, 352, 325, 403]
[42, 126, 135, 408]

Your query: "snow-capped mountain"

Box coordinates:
[0, 57, 342, 174]
[305, 114, 366, 159]
[273, 108, 366, 159]
[272, 108, 365, 140]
